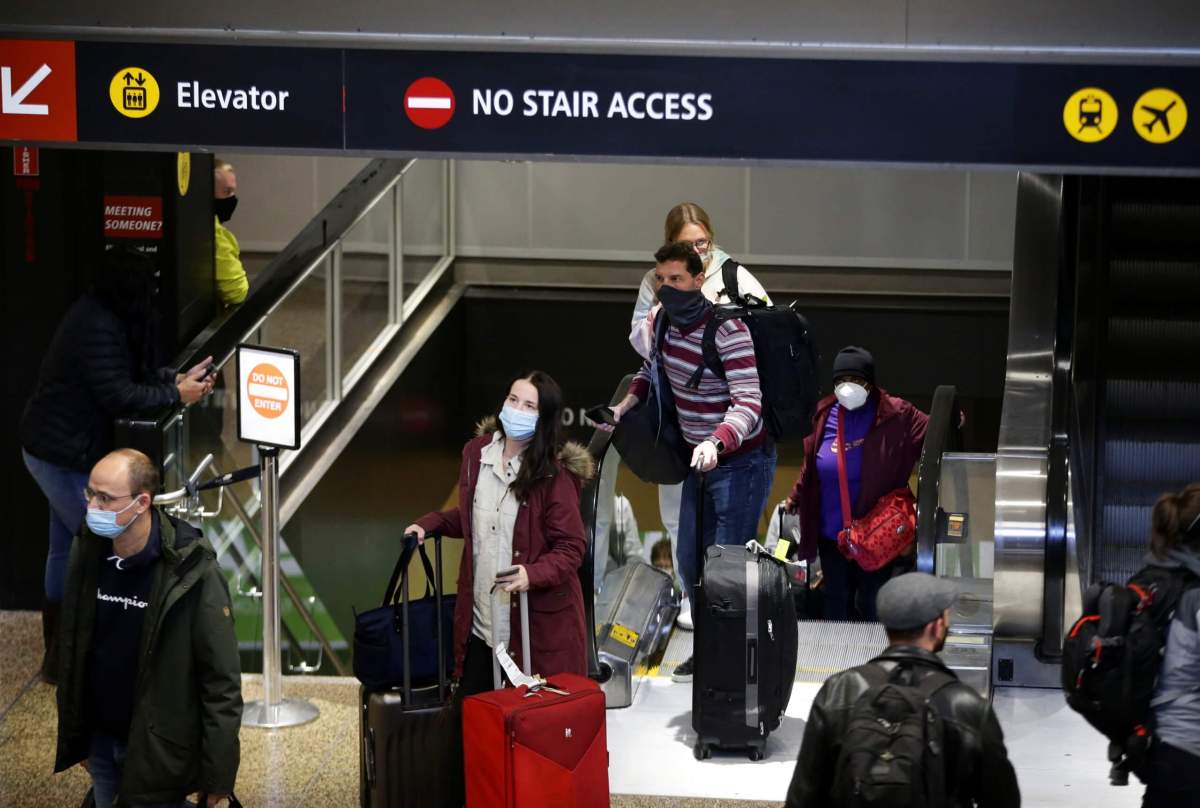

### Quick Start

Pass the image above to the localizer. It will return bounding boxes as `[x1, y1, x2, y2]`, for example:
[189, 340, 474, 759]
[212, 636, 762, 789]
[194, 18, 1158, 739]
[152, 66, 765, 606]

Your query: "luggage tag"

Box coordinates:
[746, 538, 808, 577]
[495, 642, 540, 689]
[494, 643, 570, 696]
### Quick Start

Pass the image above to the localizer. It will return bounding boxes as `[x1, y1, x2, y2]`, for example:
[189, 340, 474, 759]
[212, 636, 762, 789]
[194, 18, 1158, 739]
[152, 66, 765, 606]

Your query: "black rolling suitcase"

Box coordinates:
[692, 478, 798, 760]
[360, 533, 462, 807]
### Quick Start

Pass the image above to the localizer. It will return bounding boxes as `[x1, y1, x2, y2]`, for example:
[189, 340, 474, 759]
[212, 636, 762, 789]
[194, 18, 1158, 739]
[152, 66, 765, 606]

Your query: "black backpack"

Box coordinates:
[686, 258, 819, 441]
[832, 663, 954, 808]
[1062, 564, 1198, 784]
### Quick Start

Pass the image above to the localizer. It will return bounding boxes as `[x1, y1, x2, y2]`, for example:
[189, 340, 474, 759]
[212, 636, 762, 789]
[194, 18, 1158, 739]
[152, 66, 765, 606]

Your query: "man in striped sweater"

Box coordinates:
[610, 240, 777, 682]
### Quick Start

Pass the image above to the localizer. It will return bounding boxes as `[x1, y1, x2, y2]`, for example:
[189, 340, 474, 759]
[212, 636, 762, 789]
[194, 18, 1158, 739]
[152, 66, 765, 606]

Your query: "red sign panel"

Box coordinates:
[12, 144, 38, 176]
[0, 39, 77, 143]
[404, 77, 456, 129]
[103, 195, 164, 239]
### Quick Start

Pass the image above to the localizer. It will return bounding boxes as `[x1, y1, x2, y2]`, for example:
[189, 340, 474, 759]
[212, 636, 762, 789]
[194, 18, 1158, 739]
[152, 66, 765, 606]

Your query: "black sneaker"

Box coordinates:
[671, 655, 695, 683]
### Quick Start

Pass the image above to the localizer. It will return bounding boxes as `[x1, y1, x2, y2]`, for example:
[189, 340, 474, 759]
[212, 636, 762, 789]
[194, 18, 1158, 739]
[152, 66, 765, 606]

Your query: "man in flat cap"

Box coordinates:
[785, 573, 1019, 807]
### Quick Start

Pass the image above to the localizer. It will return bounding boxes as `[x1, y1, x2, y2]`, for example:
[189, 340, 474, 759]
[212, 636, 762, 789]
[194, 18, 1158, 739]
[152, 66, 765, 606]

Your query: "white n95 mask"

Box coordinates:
[834, 382, 869, 411]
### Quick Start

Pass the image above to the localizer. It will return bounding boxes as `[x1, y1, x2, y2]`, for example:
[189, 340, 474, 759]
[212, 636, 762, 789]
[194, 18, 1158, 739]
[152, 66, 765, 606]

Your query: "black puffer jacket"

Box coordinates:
[20, 294, 179, 472]
[786, 646, 1020, 808]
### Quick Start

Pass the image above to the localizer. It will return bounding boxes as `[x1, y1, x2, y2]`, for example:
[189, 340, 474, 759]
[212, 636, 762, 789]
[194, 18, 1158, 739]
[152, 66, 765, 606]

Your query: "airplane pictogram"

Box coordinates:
[1140, 100, 1177, 136]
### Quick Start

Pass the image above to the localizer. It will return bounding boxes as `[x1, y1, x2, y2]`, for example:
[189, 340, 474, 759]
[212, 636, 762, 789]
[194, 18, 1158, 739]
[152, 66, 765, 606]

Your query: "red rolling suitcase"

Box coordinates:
[463, 592, 610, 808]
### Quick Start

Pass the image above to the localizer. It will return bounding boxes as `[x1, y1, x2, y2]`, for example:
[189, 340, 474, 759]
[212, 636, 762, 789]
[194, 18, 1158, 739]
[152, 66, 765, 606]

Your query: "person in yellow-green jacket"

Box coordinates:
[213, 159, 248, 306]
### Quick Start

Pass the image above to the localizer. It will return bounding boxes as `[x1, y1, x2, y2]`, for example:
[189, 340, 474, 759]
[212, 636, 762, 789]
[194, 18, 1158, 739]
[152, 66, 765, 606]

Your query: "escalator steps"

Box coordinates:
[1102, 503, 1153, 544]
[1093, 183, 1200, 586]
[1107, 260, 1200, 310]
[1103, 438, 1200, 482]
[1109, 202, 1200, 253]
[1106, 380, 1200, 419]
[1096, 545, 1160, 586]
[1104, 318, 1200, 372]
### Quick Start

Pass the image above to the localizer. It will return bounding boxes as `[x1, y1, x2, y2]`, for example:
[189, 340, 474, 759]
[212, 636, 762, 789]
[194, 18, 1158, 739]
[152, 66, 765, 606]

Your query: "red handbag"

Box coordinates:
[834, 408, 917, 572]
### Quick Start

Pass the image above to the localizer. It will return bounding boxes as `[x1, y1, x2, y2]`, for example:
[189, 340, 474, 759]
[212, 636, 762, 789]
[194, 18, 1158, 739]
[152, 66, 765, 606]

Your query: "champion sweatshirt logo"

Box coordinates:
[96, 588, 149, 610]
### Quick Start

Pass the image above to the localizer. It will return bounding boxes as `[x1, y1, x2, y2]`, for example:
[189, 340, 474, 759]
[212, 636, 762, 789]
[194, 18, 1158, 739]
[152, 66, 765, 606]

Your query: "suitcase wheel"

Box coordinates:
[748, 747, 764, 761]
[693, 743, 712, 761]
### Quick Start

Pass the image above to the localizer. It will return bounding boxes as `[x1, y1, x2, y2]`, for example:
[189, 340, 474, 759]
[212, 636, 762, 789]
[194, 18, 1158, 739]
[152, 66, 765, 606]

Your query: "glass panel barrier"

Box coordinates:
[340, 197, 392, 382]
[401, 159, 448, 296]
[259, 257, 331, 427]
[936, 452, 996, 635]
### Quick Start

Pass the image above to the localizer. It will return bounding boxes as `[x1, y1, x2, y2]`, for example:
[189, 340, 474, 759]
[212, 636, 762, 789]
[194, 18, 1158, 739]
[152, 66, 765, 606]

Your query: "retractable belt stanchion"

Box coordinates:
[235, 343, 318, 729]
[242, 446, 319, 728]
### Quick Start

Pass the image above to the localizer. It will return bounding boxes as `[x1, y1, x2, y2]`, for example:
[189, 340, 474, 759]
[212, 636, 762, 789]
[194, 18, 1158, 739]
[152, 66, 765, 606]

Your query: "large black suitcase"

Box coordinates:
[359, 533, 462, 807]
[691, 480, 798, 760]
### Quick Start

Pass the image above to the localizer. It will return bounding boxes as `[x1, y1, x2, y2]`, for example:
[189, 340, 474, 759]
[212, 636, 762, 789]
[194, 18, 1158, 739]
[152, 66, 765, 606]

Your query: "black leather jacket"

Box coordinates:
[785, 645, 1020, 808]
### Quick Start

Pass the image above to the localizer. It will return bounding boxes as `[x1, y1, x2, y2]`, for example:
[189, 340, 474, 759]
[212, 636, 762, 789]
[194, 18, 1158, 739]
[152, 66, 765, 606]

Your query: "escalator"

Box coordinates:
[993, 174, 1200, 687]
[1084, 180, 1200, 587]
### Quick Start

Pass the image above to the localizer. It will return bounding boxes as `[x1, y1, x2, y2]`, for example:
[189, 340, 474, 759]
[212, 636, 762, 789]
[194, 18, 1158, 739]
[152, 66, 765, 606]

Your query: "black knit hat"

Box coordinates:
[833, 346, 875, 385]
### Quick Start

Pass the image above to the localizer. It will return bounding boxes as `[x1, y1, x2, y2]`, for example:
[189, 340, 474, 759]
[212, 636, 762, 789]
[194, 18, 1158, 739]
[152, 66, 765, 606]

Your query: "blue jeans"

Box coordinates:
[88, 733, 193, 808]
[22, 449, 89, 602]
[676, 442, 777, 594]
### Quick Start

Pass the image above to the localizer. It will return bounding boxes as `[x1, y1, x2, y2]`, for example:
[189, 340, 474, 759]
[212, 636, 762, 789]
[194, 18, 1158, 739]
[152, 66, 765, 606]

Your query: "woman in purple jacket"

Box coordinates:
[786, 347, 929, 621]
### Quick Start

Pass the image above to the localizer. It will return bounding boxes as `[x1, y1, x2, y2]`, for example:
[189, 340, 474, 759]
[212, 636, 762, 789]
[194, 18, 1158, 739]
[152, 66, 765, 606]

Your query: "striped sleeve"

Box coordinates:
[710, 319, 762, 452]
[628, 357, 652, 402]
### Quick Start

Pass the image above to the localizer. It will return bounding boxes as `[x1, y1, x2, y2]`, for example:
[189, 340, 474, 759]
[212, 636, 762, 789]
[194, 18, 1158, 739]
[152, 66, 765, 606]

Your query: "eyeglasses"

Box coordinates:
[691, 239, 712, 251]
[83, 487, 135, 508]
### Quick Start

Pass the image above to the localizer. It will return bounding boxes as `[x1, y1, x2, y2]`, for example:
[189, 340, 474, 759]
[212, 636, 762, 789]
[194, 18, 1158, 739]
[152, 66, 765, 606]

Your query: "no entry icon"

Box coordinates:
[404, 77, 456, 129]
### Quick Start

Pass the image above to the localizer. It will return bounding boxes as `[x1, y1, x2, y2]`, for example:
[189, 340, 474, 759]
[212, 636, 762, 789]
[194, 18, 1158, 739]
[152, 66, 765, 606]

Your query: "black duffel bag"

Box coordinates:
[611, 317, 692, 485]
[354, 532, 455, 691]
[611, 387, 691, 484]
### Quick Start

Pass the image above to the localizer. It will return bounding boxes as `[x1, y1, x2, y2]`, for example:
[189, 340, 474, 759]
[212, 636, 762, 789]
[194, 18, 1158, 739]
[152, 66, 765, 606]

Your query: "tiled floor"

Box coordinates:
[0, 610, 1147, 807]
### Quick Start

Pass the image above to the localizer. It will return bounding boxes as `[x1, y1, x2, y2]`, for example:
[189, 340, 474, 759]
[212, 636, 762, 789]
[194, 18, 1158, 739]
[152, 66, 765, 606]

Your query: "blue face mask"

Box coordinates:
[86, 498, 140, 540]
[499, 405, 539, 441]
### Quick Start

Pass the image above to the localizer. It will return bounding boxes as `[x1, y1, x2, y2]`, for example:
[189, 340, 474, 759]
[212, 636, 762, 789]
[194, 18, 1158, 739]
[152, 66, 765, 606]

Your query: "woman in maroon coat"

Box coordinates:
[405, 370, 594, 698]
[786, 347, 928, 621]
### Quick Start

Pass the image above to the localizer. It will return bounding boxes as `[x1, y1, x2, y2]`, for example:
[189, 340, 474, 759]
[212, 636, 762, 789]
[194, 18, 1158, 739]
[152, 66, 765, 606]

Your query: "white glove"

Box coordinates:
[690, 440, 719, 472]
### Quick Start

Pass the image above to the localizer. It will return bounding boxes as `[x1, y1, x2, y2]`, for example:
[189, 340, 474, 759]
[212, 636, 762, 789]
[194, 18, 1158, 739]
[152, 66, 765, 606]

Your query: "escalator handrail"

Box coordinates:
[172, 157, 415, 375]
[1041, 372, 1071, 659]
[1039, 176, 1085, 659]
[915, 384, 960, 575]
[580, 374, 635, 681]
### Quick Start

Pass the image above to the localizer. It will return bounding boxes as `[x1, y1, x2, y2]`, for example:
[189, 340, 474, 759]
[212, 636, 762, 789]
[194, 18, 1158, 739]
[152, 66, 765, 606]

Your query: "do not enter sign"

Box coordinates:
[404, 77, 456, 129]
[237, 344, 301, 449]
[248, 363, 289, 419]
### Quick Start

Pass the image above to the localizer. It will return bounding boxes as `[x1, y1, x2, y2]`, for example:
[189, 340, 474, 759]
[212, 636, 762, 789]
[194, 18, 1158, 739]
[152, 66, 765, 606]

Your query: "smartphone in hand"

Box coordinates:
[585, 405, 618, 427]
[491, 566, 520, 593]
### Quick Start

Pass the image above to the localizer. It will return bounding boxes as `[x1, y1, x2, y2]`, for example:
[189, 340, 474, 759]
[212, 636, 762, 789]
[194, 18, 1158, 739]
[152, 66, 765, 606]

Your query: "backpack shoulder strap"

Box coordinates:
[914, 667, 959, 703]
[864, 661, 893, 685]
[653, 309, 671, 358]
[720, 257, 742, 305]
[686, 315, 727, 389]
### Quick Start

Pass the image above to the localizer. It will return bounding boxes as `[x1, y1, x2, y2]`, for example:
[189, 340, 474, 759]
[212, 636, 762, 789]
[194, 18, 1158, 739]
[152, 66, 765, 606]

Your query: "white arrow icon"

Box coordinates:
[1, 64, 52, 116]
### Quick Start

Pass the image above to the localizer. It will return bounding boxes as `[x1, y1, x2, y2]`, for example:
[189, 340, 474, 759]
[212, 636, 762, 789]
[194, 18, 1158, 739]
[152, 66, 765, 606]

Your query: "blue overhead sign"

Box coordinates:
[72, 41, 343, 150]
[2, 37, 1197, 171]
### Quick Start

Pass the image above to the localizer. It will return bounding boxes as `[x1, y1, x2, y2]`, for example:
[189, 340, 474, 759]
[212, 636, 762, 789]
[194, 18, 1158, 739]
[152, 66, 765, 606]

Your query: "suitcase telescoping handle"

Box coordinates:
[695, 471, 707, 592]
[491, 588, 532, 690]
[399, 530, 448, 702]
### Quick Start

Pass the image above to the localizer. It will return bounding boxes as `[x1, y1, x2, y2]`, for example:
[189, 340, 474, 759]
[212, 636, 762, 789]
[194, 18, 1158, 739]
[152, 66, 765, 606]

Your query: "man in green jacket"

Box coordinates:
[54, 449, 241, 807]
